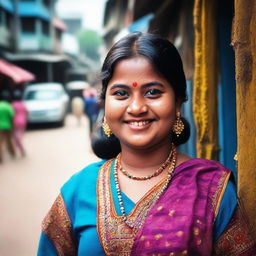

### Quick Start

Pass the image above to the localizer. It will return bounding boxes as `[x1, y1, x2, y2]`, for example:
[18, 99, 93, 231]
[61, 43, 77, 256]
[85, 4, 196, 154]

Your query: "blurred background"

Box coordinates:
[1, 0, 253, 254]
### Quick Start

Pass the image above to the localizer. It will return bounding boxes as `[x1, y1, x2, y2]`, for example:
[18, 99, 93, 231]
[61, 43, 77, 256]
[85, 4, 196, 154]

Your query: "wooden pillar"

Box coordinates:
[232, 0, 256, 239]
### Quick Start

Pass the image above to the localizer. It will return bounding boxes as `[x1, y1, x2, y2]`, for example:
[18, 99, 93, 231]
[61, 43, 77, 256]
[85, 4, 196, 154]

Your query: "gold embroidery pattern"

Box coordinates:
[42, 194, 77, 256]
[97, 159, 166, 256]
[212, 170, 231, 219]
[214, 205, 256, 255]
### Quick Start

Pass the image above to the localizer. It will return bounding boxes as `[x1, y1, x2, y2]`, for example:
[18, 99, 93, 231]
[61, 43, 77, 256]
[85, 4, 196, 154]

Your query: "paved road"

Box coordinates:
[0, 115, 99, 256]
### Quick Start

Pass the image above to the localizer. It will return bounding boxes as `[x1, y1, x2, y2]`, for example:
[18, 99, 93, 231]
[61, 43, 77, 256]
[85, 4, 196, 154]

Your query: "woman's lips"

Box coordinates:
[124, 120, 154, 130]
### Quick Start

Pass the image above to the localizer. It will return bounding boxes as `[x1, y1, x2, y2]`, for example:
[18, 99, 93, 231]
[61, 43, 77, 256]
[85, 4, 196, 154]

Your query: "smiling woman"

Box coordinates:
[37, 33, 256, 255]
[105, 57, 177, 151]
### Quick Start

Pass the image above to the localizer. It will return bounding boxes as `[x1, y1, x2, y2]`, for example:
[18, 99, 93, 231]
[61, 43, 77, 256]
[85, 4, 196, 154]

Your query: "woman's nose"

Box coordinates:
[127, 96, 148, 115]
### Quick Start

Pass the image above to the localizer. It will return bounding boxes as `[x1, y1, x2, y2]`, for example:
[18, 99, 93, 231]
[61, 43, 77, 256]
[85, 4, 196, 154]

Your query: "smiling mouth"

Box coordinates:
[125, 120, 154, 127]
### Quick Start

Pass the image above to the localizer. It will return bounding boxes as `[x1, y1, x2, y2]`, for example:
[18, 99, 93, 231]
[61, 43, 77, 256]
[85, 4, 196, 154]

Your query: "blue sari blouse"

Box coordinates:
[38, 160, 237, 255]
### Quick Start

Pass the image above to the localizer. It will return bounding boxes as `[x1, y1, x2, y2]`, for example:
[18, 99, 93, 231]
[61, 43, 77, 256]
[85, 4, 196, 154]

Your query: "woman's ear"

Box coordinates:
[175, 99, 182, 114]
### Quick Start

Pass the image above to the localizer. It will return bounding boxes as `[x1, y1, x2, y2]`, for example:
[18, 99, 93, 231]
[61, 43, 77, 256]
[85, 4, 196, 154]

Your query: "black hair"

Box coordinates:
[91, 32, 190, 159]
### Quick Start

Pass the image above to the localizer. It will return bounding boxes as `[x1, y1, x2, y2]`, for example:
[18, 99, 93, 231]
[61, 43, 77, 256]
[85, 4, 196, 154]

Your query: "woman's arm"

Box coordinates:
[37, 194, 77, 256]
[214, 203, 256, 255]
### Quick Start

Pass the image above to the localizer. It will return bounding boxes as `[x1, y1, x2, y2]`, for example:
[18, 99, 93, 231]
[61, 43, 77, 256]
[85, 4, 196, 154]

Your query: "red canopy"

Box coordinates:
[53, 17, 67, 31]
[0, 59, 35, 84]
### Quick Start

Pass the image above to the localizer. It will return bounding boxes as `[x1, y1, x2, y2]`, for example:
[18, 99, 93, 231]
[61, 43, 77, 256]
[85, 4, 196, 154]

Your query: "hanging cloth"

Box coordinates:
[193, 0, 219, 160]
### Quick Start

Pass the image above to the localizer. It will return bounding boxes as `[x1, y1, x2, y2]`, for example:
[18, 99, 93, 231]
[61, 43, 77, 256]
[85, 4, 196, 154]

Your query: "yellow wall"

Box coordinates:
[233, 0, 256, 239]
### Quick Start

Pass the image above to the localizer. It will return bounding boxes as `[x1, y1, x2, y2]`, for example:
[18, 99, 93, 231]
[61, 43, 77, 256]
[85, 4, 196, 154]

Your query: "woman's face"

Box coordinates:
[105, 56, 179, 150]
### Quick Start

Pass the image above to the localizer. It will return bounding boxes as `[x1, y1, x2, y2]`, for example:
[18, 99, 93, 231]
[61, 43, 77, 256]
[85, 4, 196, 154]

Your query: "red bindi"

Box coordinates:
[132, 82, 138, 87]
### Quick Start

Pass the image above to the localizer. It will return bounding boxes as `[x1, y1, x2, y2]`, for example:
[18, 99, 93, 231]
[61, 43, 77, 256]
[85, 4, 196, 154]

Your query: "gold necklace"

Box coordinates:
[114, 144, 177, 225]
[116, 147, 174, 181]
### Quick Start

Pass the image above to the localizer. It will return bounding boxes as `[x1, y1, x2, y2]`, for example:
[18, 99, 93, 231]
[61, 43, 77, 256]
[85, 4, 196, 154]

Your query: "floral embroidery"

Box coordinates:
[212, 170, 231, 219]
[97, 159, 167, 256]
[214, 205, 256, 255]
[42, 194, 77, 256]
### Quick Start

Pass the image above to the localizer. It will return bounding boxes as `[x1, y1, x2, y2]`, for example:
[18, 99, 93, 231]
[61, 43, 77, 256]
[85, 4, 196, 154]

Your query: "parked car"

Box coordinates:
[23, 83, 69, 126]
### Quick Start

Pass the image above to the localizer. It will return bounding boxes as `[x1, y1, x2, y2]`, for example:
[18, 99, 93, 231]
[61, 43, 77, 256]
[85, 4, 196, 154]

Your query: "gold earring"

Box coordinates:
[172, 113, 184, 137]
[102, 117, 112, 137]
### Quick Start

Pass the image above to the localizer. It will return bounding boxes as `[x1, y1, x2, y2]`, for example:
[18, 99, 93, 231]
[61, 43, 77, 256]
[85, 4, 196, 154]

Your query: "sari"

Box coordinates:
[38, 159, 256, 255]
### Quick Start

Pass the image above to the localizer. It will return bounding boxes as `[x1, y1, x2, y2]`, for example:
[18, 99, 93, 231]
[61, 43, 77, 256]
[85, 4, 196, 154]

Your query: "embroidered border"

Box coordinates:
[42, 194, 77, 256]
[214, 205, 256, 255]
[212, 170, 231, 220]
[97, 159, 167, 256]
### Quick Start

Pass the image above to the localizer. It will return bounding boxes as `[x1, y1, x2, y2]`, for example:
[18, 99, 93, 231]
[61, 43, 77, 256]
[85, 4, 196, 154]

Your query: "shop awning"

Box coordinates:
[18, 2, 50, 21]
[53, 17, 67, 31]
[128, 13, 154, 32]
[0, 59, 35, 84]
[113, 13, 154, 42]
[3, 52, 71, 63]
[0, 0, 13, 13]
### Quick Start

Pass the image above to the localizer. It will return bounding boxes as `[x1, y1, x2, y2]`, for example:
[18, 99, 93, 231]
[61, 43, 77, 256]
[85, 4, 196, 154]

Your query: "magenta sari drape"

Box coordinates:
[131, 159, 230, 256]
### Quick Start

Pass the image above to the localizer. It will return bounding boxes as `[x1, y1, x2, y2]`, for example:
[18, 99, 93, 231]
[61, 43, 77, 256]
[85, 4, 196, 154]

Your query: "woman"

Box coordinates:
[38, 32, 256, 255]
[12, 90, 28, 157]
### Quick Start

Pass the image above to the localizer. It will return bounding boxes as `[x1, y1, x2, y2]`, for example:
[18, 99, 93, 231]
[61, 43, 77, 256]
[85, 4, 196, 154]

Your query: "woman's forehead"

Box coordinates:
[109, 57, 168, 86]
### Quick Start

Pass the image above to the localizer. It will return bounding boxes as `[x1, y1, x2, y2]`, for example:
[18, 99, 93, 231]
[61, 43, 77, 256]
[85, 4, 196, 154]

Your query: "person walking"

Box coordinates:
[71, 96, 85, 126]
[83, 87, 100, 134]
[0, 91, 16, 163]
[11, 90, 28, 157]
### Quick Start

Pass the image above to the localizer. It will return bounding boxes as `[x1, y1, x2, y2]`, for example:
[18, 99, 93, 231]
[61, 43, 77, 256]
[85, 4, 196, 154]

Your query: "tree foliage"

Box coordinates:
[78, 29, 103, 61]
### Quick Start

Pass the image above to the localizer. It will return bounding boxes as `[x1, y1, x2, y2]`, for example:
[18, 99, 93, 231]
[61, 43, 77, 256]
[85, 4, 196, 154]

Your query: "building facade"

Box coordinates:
[0, 0, 69, 92]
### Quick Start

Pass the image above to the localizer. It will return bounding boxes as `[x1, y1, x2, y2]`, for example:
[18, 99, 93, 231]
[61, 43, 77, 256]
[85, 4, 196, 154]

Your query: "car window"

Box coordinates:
[25, 90, 61, 100]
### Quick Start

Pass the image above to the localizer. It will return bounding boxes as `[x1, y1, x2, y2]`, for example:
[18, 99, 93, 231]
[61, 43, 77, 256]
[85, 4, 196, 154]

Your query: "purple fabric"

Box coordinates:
[131, 158, 230, 256]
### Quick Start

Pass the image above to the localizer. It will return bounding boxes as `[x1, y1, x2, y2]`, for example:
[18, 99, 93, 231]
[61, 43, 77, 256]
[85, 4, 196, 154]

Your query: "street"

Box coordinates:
[0, 115, 99, 256]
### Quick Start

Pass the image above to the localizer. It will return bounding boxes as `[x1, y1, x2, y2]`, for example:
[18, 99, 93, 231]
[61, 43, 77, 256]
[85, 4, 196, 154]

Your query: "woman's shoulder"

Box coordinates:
[61, 160, 107, 193]
[67, 159, 107, 181]
[176, 156, 231, 173]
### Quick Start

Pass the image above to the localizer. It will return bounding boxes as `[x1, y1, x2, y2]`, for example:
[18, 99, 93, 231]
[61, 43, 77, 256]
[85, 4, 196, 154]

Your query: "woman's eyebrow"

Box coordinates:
[109, 84, 130, 90]
[109, 81, 164, 90]
[141, 82, 164, 88]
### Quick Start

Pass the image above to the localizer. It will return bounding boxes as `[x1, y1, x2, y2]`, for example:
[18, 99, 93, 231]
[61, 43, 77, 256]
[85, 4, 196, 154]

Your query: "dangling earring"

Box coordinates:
[102, 117, 112, 137]
[172, 112, 184, 137]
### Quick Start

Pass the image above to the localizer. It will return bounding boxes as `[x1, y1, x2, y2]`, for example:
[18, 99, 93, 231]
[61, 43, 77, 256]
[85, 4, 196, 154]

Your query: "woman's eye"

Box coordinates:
[114, 90, 129, 97]
[145, 89, 163, 97]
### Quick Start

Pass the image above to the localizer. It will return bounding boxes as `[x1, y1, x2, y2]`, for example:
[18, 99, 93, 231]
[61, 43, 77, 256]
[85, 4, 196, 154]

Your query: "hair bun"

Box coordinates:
[91, 125, 121, 159]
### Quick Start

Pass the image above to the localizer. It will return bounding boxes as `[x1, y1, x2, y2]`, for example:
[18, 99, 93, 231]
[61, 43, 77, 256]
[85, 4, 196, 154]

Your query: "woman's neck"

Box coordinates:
[119, 143, 173, 175]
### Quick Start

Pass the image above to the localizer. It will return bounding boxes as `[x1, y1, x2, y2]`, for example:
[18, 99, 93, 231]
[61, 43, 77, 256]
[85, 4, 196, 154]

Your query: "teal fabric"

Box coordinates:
[38, 160, 237, 255]
[213, 176, 237, 241]
[37, 232, 58, 256]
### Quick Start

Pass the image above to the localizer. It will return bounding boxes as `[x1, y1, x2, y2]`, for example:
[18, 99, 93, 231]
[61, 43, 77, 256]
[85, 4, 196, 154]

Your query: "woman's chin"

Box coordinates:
[120, 137, 166, 151]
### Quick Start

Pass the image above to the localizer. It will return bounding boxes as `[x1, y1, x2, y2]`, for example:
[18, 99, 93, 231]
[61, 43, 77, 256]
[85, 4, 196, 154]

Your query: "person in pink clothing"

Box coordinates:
[12, 90, 28, 157]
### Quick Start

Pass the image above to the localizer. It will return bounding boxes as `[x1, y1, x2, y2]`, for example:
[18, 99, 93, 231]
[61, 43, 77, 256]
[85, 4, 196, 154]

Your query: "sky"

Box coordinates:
[56, 0, 107, 33]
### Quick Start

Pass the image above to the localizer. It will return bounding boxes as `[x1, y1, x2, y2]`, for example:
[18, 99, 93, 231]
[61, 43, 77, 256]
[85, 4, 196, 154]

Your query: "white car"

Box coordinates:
[23, 83, 69, 126]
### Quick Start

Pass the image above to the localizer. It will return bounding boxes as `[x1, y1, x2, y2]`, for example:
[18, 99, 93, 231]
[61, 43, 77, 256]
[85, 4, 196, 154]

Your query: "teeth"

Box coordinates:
[129, 121, 149, 126]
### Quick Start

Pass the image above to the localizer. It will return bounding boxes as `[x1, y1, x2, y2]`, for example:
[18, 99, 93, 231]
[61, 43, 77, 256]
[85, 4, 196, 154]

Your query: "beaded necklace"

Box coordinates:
[116, 147, 174, 180]
[114, 144, 177, 226]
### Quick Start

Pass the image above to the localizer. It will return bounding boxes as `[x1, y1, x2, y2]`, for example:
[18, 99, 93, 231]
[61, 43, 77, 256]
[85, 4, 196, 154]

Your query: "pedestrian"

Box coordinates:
[71, 96, 84, 126]
[11, 89, 28, 157]
[83, 86, 99, 133]
[37, 32, 256, 255]
[0, 90, 16, 163]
